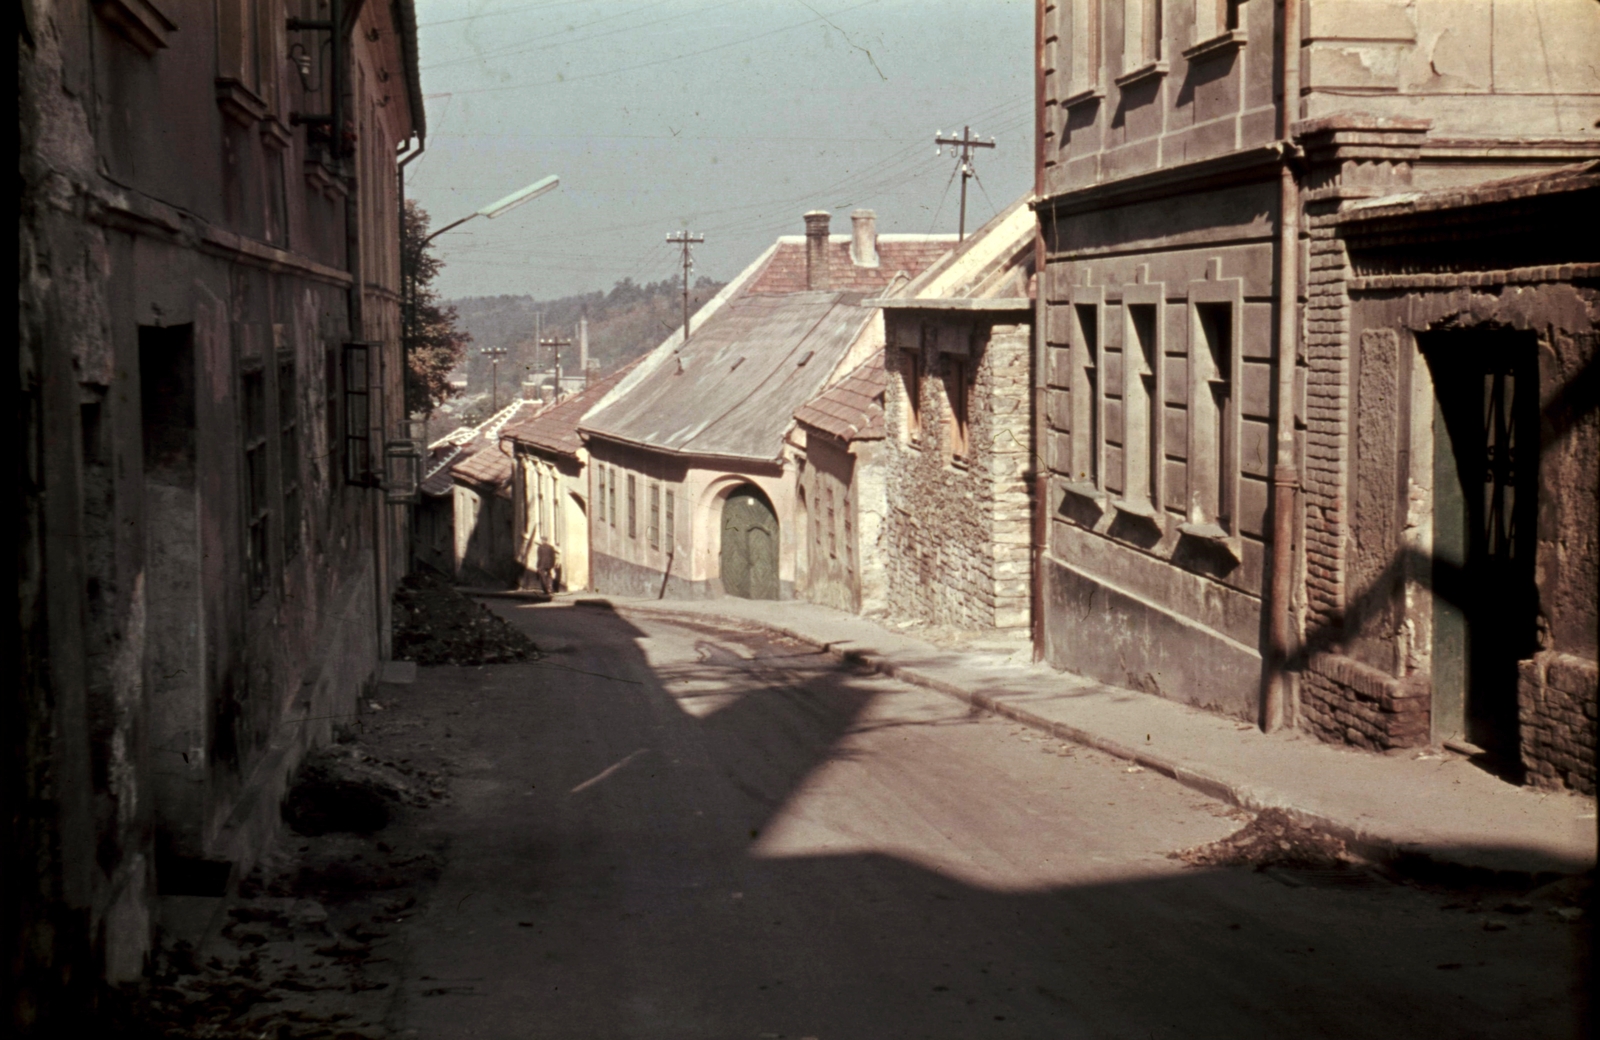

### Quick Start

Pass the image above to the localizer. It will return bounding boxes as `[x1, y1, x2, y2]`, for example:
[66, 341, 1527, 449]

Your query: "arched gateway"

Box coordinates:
[720, 484, 779, 600]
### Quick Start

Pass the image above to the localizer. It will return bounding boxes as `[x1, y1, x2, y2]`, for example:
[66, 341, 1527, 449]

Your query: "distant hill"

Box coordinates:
[444, 276, 725, 405]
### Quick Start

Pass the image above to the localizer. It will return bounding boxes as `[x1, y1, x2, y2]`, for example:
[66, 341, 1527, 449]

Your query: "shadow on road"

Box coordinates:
[393, 600, 1590, 1040]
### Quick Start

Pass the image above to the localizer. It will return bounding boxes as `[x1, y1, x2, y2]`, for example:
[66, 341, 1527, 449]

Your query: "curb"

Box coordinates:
[619, 602, 1588, 886]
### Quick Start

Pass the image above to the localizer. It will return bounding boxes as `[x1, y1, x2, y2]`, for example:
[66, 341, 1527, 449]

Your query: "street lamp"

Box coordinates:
[421, 174, 560, 248]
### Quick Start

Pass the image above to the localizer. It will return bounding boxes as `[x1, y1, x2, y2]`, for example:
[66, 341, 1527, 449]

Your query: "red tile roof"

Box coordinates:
[451, 441, 514, 490]
[746, 238, 955, 295]
[500, 360, 641, 459]
[794, 350, 886, 442]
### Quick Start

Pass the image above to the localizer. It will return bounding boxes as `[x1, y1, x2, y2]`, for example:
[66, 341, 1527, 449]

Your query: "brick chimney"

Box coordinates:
[804, 210, 831, 291]
[849, 209, 878, 268]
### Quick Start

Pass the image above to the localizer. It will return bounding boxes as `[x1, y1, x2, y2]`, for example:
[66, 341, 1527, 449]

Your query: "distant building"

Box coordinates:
[416, 401, 535, 584]
[17, 0, 425, 1022]
[877, 198, 1037, 630]
[1033, 0, 1599, 784]
[580, 211, 954, 600]
[502, 361, 642, 593]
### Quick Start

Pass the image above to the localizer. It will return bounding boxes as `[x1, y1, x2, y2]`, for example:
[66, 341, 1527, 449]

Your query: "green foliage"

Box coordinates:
[402, 200, 473, 418]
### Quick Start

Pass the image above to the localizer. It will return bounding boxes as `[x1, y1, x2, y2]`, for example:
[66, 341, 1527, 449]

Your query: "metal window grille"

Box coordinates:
[627, 474, 637, 539]
[608, 468, 617, 529]
[648, 484, 660, 549]
[595, 465, 606, 525]
[827, 485, 837, 560]
[665, 489, 675, 549]
[342, 341, 374, 485]
[242, 369, 270, 598]
[279, 356, 302, 559]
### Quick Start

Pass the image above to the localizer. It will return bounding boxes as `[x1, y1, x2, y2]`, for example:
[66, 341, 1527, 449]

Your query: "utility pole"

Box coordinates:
[539, 334, 573, 399]
[482, 345, 508, 415]
[666, 229, 705, 348]
[934, 126, 996, 241]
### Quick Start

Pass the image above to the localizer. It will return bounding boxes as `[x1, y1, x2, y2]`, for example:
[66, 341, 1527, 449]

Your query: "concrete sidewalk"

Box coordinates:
[592, 594, 1597, 881]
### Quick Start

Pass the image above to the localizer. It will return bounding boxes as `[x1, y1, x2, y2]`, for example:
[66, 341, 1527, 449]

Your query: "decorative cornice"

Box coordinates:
[1034, 144, 1283, 216]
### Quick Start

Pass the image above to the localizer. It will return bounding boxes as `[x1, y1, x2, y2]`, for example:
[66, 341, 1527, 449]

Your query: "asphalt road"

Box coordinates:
[377, 599, 1585, 1039]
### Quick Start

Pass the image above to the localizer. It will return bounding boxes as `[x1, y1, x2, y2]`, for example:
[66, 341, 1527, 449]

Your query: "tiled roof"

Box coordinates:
[581, 291, 875, 462]
[794, 350, 886, 442]
[746, 236, 955, 295]
[452, 441, 514, 490]
[420, 398, 537, 495]
[500, 359, 641, 459]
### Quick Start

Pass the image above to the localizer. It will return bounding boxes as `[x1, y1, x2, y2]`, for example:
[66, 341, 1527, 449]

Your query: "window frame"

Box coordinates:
[648, 482, 660, 549]
[626, 473, 637, 540]
[1065, 0, 1104, 102]
[945, 353, 972, 462]
[1184, 273, 1244, 545]
[241, 365, 271, 599]
[1068, 290, 1104, 490]
[278, 351, 303, 560]
[900, 338, 924, 444]
[665, 488, 675, 551]
[1118, 280, 1166, 522]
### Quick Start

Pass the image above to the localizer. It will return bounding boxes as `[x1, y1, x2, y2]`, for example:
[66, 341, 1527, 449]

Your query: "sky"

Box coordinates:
[407, 0, 1036, 301]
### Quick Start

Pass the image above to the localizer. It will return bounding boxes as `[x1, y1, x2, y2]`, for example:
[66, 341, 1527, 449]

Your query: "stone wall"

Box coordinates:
[882, 318, 1032, 629]
[1520, 653, 1599, 795]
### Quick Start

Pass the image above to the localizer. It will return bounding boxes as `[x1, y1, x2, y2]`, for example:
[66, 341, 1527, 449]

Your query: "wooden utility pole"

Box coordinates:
[482, 345, 508, 414]
[539, 334, 572, 398]
[666, 229, 705, 347]
[934, 126, 996, 241]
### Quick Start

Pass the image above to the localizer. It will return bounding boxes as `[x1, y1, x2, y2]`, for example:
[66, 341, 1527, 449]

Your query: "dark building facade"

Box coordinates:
[15, 0, 424, 1028]
[1032, 0, 1598, 784]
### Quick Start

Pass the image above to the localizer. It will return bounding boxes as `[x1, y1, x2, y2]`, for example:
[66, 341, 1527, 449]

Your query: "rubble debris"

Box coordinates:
[282, 744, 429, 836]
[392, 566, 540, 666]
[1171, 808, 1364, 872]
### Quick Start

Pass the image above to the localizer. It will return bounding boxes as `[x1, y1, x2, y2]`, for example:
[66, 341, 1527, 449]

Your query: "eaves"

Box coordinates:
[579, 428, 786, 473]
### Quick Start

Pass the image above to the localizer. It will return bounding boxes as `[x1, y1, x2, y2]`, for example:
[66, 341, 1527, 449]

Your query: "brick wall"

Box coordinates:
[1520, 652, 1598, 795]
[883, 319, 1032, 629]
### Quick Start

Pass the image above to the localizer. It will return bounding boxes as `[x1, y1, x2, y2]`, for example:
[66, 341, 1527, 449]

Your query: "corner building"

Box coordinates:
[1034, 0, 1599, 781]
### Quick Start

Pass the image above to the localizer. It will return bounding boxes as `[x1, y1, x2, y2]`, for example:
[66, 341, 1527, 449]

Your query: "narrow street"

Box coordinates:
[347, 599, 1585, 1039]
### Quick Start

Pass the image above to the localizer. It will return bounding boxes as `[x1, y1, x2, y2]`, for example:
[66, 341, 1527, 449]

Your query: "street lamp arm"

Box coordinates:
[417, 174, 560, 248]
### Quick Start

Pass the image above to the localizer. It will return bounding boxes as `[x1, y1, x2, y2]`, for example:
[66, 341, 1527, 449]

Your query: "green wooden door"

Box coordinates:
[1428, 330, 1538, 758]
[721, 486, 779, 600]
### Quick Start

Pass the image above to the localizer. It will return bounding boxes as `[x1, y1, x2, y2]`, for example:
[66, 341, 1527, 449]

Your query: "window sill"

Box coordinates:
[304, 160, 347, 200]
[1114, 61, 1169, 90]
[216, 78, 269, 127]
[260, 116, 294, 152]
[1112, 497, 1166, 530]
[94, 0, 175, 56]
[1178, 520, 1242, 561]
[1061, 86, 1105, 109]
[1182, 30, 1247, 63]
[1061, 480, 1110, 515]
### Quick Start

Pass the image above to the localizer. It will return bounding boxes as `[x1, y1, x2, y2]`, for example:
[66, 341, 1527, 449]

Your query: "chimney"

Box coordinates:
[849, 209, 878, 268]
[804, 210, 831, 291]
[578, 314, 589, 372]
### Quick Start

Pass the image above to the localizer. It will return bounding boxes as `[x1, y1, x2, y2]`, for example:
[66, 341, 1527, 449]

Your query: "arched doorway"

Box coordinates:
[721, 484, 779, 600]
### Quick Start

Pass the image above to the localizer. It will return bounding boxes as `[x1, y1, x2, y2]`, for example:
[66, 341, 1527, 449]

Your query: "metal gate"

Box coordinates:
[721, 485, 779, 600]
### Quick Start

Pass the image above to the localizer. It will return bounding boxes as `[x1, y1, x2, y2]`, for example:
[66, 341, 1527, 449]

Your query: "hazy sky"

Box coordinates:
[408, 0, 1035, 301]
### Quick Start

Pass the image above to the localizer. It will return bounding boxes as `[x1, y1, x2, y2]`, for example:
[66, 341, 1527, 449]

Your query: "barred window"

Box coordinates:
[242, 368, 270, 598]
[595, 465, 606, 525]
[608, 468, 618, 530]
[648, 483, 660, 549]
[665, 489, 675, 550]
[279, 356, 302, 559]
[627, 473, 637, 539]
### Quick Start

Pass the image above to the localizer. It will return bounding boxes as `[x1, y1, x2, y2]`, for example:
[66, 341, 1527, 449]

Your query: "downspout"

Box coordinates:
[1030, 0, 1048, 662]
[1262, 0, 1302, 732]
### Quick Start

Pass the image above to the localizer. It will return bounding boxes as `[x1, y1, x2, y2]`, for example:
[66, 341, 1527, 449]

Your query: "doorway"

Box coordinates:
[720, 484, 779, 600]
[1424, 328, 1539, 764]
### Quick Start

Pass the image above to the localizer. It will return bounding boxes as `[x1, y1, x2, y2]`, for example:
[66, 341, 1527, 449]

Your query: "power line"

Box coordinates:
[933, 126, 996, 241]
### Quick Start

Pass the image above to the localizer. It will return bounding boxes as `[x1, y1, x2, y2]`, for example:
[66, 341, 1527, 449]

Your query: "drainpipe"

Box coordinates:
[1262, 0, 1302, 732]
[1031, 0, 1048, 662]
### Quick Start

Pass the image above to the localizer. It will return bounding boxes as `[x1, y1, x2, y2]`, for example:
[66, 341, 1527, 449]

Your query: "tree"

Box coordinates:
[402, 199, 472, 418]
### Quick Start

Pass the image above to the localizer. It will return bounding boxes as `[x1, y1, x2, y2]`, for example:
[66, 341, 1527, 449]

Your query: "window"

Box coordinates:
[843, 489, 854, 574]
[1195, 0, 1242, 42]
[1067, 0, 1103, 97]
[945, 356, 971, 460]
[595, 465, 606, 525]
[826, 485, 837, 560]
[1070, 303, 1101, 486]
[278, 356, 302, 559]
[342, 341, 371, 485]
[627, 473, 637, 539]
[608, 468, 618, 530]
[1190, 302, 1235, 530]
[648, 483, 660, 549]
[1124, 0, 1164, 71]
[1123, 303, 1160, 509]
[901, 344, 923, 442]
[665, 489, 675, 550]
[242, 368, 270, 598]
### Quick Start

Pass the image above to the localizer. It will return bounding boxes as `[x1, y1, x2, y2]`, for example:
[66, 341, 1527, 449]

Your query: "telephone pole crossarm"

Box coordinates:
[933, 125, 997, 242]
[667, 229, 705, 349]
